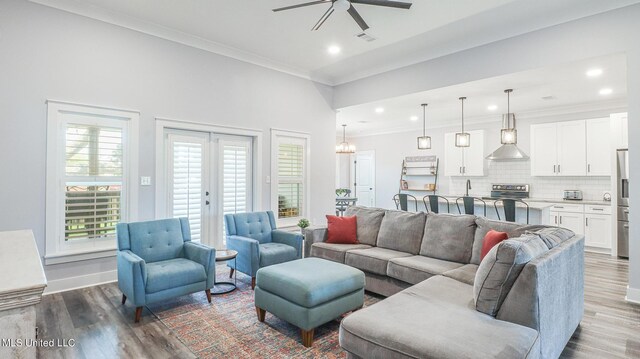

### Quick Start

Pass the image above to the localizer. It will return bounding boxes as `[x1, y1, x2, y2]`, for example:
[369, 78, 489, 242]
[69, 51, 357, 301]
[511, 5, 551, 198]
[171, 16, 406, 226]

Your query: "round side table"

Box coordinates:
[212, 250, 238, 295]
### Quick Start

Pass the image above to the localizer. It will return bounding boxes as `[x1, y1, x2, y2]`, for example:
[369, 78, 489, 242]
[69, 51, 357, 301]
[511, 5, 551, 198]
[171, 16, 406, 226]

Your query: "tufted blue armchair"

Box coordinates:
[116, 218, 216, 322]
[225, 211, 303, 289]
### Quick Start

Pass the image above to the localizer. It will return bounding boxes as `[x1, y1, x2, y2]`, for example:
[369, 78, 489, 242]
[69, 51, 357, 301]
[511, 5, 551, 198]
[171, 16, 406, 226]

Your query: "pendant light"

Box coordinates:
[455, 97, 470, 147]
[417, 103, 431, 150]
[336, 124, 356, 154]
[501, 89, 517, 144]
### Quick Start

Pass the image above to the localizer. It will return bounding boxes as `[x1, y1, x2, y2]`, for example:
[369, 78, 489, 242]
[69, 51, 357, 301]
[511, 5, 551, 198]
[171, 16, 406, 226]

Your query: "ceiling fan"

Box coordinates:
[273, 0, 413, 31]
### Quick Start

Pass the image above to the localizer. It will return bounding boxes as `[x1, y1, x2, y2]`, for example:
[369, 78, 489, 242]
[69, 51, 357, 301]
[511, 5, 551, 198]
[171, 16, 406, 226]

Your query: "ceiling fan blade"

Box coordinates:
[350, 0, 412, 9]
[312, 7, 335, 31]
[273, 0, 331, 12]
[347, 6, 369, 31]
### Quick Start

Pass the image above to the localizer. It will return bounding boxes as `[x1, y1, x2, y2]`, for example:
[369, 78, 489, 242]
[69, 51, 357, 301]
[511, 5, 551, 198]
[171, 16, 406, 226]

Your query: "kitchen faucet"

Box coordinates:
[466, 179, 472, 197]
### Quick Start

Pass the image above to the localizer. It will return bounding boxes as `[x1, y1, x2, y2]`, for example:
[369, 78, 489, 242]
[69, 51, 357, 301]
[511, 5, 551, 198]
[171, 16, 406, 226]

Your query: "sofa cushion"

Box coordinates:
[376, 210, 426, 254]
[345, 247, 412, 275]
[310, 242, 372, 263]
[481, 230, 509, 260]
[344, 206, 386, 246]
[326, 215, 358, 244]
[387, 256, 463, 285]
[420, 213, 476, 263]
[471, 217, 527, 265]
[474, 234, 549, 316]
[146, 258, 206, 293]
[258, 242, 298, 267]
[442, 264, 479, 286]
[340, 276, 541, 359]
[529, 227, 574, 249]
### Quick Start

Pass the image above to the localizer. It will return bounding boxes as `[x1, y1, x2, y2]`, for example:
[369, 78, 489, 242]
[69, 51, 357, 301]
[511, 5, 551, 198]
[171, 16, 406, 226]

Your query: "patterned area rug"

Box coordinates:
[147, 265, 381, 359]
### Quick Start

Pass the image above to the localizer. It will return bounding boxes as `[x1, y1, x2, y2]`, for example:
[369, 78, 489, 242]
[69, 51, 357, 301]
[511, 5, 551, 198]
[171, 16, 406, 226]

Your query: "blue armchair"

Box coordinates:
[225, 211, 303, 289]
[116, 218, 216, 322]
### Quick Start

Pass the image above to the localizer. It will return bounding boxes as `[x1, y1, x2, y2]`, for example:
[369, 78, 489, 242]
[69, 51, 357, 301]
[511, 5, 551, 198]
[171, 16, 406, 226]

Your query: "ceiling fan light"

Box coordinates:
[333, 0, 351, 11]
[417, 136, 431, 150]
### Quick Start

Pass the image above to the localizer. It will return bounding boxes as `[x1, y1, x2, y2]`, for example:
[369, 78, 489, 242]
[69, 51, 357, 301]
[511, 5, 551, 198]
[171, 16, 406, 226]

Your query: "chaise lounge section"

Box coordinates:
[304, 206, 584, 359]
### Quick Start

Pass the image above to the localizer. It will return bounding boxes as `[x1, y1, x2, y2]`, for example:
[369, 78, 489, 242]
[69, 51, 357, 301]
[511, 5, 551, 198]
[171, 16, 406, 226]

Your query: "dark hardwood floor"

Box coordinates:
[36, 255, 639, 359]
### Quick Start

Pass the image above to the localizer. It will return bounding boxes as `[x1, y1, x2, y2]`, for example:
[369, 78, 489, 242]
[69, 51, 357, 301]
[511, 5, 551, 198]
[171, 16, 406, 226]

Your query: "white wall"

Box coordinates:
[0, 0, 336, 288]
[334, 3, 640, 301]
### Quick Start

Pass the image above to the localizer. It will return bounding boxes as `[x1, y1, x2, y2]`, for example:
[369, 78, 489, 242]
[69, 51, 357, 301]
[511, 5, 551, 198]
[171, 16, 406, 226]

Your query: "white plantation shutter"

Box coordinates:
[277, 141, 305, 219]
[64, 124, 123, 242]
[222, 143, 250, 215]
[169, 135, 206, 242]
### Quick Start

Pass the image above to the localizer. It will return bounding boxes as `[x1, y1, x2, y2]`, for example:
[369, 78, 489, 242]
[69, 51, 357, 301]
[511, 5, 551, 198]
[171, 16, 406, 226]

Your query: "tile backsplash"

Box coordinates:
[449, 160, 612, 201]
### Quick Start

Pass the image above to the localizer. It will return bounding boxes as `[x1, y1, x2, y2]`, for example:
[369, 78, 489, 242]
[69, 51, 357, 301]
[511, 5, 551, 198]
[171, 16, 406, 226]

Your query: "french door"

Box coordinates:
[164, 130, 252, 248]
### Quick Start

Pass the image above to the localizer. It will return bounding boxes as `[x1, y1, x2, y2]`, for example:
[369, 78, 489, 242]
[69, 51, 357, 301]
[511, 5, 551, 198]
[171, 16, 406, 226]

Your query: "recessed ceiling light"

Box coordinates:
[586, 68, 603, 77]
[375, 107, 384, 114]
[327, 45, 341, 55]
[410, 116, 418, 121]
[599, 88, 613, 95]
[487, 105, 498, 111]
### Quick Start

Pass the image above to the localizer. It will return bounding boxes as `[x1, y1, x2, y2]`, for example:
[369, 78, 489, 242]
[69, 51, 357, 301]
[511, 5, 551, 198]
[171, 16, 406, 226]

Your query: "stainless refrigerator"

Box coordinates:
[617, 149, 629, 258]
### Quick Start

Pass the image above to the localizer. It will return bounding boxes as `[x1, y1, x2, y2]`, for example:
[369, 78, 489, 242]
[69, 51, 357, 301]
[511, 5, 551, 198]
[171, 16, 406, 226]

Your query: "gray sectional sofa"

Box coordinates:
[304, 206, 584, 359]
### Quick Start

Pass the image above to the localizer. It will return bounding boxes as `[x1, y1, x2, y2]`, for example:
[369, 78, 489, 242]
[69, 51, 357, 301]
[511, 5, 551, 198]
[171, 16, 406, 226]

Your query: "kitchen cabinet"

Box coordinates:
[585, 118, 611, 176]
[444, 130, 485, 176]
[585, 214, 612, 248]
[531, 119, 610, 177]
[611, 112, 628, 149]
[549, 203, 611, 249]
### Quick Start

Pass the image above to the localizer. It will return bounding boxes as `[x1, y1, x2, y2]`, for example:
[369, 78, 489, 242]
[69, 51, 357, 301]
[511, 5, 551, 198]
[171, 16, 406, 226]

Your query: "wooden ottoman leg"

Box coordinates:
[301, 328, 315, 347]
[256, 307, 266, 322]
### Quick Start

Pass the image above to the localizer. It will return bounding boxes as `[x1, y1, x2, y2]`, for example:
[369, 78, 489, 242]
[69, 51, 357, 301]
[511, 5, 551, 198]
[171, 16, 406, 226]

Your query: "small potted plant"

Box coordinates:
[297, 218, 310, 235]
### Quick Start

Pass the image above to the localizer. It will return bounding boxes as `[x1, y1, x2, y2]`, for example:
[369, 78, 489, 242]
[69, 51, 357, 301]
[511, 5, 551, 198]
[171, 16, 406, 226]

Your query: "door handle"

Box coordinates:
[206, 200, 210, 205]
[585, 218, 588, 226]
[554, 216, 558, 224]
[206, 191, 210, 196]
[558, 165, 561, 173]
[553, 165, 556, 173]
[559, 216, 562, 225]
[588, 164, 591, 173]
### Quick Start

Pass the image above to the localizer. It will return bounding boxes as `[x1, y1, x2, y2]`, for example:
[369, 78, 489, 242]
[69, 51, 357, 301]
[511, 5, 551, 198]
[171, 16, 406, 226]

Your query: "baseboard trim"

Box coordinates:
[625, 285, 640, 304]
[44, 270, 117, 295]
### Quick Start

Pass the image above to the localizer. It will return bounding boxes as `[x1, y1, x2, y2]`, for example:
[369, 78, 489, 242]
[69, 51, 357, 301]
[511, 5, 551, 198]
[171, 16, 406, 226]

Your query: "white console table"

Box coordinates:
[0, 230, 47, 359]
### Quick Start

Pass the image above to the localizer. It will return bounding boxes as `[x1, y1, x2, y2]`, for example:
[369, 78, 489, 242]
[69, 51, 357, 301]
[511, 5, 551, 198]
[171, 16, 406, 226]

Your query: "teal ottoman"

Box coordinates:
[254, 257, 365, 347]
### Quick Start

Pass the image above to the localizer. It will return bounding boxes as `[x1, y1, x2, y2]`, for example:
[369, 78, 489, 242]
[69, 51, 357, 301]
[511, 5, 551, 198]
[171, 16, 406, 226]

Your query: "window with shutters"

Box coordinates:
[271, 130, 310, 227]
[220, 138, 252, 242]
[46, 102, 138, 264]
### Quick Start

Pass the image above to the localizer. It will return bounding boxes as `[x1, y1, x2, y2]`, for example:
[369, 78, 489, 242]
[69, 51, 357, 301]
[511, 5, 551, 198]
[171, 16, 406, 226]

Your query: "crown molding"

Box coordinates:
[28, 0, 334, 86]
[346, 98, 628, 138]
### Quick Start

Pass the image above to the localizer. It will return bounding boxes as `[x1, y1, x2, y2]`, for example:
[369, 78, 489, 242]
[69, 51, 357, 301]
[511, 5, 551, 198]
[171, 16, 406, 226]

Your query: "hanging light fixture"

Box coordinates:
[336, 124, 356, 154]
[455, 97, 470, 147]
[501, 89, 517, 144]
[417, 103, 431, 150]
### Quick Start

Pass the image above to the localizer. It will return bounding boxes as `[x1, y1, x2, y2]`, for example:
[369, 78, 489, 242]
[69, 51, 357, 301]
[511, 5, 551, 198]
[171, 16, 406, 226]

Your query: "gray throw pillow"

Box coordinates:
[344, 206, 386, 246]
[470, 217, 527, 265]
[473, 234, 549, 317]
[420, 213, 476, 263]
[376, 210, 426, 254]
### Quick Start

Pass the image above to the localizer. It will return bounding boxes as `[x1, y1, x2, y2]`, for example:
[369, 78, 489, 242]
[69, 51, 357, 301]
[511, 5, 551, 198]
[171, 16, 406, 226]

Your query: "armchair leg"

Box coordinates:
[205, 289, 212, 303]
[121, 294, 127, 305]
[134, 307, 143, 323]
[251, 277, 256, 290]
[229, 268, 235, 278]
[256, 306, 266, 322]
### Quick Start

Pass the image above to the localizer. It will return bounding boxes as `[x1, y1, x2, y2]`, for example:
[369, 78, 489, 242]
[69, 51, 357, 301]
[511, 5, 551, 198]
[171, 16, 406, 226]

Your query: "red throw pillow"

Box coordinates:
[481, 230, 509, 260]
[326, 215, 358, 244]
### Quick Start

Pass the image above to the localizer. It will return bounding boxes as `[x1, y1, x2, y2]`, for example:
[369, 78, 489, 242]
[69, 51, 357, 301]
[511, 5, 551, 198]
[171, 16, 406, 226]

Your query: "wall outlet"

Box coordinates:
[140, 176, 151, 186]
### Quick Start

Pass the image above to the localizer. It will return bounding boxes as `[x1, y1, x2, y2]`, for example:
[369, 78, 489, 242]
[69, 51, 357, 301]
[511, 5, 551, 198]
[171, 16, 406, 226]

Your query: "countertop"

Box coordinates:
[409, 195, 612, 209]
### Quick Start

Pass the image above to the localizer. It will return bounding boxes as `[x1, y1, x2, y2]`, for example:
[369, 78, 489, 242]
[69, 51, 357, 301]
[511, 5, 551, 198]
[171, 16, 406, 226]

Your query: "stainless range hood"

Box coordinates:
[486, 112, 529, 161]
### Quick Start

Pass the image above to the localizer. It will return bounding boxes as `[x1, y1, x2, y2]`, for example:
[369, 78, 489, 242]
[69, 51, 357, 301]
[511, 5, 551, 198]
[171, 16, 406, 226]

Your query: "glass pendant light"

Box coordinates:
[501, 89, 517, 144]
[455, 97, 470, 147]
[417, 104, 431, 150]
[336, 124, 356, 154]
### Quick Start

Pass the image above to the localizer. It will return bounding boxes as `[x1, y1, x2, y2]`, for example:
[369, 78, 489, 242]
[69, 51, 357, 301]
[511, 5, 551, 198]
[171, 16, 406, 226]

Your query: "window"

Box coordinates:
[46, 102, 138, 264]
[220, 137, 253, 243]
[271, 130, 310, 227]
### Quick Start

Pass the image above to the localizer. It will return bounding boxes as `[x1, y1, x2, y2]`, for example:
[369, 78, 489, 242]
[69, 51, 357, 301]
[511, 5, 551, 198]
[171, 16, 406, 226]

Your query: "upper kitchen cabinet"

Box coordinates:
[531, 119, 608, 177]
[611, 112, 628, 149]
[444, 130, 485, 176]
[585, 118, 612, 176]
